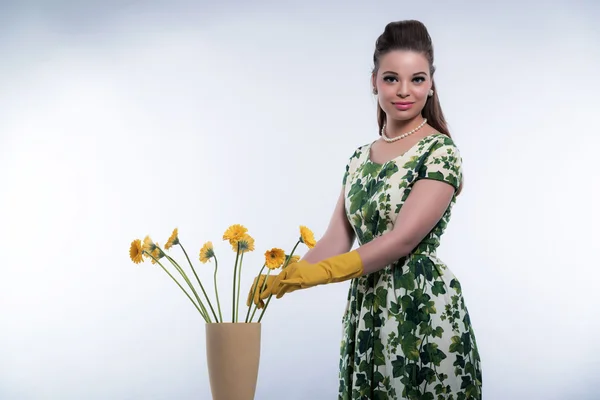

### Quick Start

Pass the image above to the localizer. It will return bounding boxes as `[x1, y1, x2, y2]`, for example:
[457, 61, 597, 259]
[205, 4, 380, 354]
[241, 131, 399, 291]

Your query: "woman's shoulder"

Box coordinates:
[431, 132, 459, 148]
[341, 141, 372, 184]
[345, 141, 372, 163]
[420, 132, 462, 159]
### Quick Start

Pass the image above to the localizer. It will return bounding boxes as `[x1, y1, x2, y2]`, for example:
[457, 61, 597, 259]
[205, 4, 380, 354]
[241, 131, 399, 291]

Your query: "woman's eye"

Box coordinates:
[383, 76, 426, 83]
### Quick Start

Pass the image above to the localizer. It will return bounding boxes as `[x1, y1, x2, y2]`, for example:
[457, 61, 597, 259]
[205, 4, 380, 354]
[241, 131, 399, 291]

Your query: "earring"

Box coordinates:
[428, 89, 434, 97]
[372, 88, 378, 95]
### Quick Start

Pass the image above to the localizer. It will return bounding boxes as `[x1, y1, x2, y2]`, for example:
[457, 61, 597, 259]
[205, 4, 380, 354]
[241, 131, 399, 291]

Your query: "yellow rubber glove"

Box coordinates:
[262, 250, 364, 300]
[248, 256, 301, 307]
[246, 274, 278, 309]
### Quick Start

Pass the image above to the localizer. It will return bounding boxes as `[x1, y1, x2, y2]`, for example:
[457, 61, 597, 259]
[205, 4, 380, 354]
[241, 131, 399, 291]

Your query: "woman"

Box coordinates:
[250, 20, 482, 399]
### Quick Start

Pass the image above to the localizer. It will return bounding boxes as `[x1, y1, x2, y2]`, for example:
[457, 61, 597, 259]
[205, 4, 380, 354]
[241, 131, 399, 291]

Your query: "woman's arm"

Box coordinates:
[301, 187, 355, 263]
[262, 178, 455, 301]
[355, 178, 455, 275]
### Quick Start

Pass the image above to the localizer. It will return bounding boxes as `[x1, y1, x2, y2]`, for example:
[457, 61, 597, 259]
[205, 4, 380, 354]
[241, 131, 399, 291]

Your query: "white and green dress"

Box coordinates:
[339, 133, 482, 399]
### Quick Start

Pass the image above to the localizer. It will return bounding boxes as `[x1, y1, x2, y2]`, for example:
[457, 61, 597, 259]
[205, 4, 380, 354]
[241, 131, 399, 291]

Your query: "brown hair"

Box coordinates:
[372, 20, 463, 194]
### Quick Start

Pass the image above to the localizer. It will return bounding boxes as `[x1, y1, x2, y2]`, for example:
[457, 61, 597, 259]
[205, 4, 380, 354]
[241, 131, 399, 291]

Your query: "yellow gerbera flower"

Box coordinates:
[232, 233, 255, 253]
[165, 228, 179, 250]
[222, 224, 248, 245]
[150, 248, 164, 264]
[129, 239, 144, 264]
[142, 236, 165, 262]
[299, 225, 316, 248]
[199, 241, 215, 263]
[142, 235, 157, 253]
[264, 248, 286, 270]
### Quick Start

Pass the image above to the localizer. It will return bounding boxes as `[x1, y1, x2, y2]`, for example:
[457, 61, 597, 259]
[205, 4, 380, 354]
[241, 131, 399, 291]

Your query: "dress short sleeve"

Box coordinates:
[416, 135, 463, 191]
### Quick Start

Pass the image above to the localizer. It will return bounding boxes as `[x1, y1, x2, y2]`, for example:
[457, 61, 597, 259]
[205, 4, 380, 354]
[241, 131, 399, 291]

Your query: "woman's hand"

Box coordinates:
[246, 274, 278, 309]
[262, 250, 364, 300]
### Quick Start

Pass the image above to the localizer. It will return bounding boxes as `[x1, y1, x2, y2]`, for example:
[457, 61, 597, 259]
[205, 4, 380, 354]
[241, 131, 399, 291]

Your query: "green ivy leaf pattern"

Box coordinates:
[339, 134, 482, 399]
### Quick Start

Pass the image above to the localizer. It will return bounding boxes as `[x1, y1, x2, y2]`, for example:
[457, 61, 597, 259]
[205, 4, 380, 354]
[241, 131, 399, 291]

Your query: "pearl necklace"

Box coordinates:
[381, 119, 427, 143]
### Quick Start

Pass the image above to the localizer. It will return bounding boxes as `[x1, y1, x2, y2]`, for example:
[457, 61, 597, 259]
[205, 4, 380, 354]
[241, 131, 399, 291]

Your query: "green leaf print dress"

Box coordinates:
[338, 133, 482, 400]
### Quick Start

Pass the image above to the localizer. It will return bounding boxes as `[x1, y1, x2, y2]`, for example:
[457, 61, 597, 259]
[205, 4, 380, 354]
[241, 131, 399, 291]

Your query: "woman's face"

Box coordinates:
[372, 50, 432, 123]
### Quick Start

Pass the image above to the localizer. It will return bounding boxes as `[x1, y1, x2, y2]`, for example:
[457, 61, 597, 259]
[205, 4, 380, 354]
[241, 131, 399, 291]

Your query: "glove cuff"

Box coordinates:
[326, 250, 364, 283]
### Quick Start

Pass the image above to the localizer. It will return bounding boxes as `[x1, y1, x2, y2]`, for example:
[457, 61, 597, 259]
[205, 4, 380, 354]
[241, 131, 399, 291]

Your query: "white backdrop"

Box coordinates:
[1, 1, 599, 399]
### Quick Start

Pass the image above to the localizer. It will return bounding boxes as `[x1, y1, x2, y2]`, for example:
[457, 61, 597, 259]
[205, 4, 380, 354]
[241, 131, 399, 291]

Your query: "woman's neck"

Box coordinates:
[384, 116, 427, 137]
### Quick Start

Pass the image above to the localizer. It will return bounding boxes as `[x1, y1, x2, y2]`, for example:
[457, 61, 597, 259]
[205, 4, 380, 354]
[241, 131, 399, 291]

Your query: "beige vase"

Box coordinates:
[205, 322, 261, 400]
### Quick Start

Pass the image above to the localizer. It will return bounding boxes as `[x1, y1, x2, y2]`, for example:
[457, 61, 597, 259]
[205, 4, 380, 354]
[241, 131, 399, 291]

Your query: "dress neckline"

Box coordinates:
[366, 132, 444, 166]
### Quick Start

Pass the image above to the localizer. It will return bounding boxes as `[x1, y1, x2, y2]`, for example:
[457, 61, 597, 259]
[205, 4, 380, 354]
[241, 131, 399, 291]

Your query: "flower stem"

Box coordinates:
[257, 295, 273, 323]
[235, 252, 245, 323]
[164, 253, 211, 322]
[232, 244, 241, 322]
[146, 252, 207, 322]
[213, 255, 223, 323]
[257, 241, 301, 322]
[245, 264, 266, 323]
[178, 243, 219, 323]
[249, 268, 271, 322]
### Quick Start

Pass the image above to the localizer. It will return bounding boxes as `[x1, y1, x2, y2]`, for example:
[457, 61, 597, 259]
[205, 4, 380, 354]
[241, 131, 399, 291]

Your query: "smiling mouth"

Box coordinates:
[393, 102, 414, 109]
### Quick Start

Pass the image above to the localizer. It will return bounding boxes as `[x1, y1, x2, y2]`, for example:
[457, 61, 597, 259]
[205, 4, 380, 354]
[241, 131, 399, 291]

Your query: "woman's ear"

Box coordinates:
[371, 73, 377, 94]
